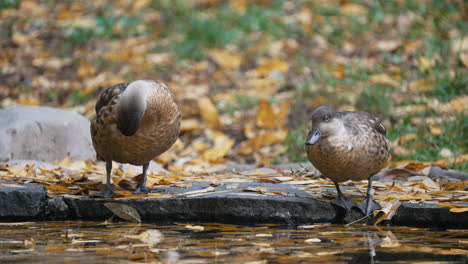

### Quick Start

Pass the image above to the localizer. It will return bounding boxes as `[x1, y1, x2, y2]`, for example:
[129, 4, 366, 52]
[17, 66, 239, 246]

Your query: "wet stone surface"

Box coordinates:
[0, 180, 467, 228]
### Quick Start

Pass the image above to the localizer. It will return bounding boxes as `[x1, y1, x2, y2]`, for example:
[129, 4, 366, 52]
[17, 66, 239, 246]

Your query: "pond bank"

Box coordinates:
[1, 181, 466, 228]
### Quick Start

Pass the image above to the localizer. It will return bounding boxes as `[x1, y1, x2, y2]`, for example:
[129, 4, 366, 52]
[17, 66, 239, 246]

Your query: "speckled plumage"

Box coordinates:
[90, 80, 180, 197]
[305, 106, 390, 214]
[306, 110, 389, 182]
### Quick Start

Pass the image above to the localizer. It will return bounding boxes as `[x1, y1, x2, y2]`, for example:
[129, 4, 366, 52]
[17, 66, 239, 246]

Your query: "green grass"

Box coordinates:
[0, 0, 19, 10]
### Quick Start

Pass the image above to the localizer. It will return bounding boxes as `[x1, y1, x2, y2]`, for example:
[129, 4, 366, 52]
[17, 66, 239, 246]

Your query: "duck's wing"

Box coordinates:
[91, 83, 128, 139]
[342, 111, 387, 136]
[95, 83, 128, 114]
[355, 112, 386, 136]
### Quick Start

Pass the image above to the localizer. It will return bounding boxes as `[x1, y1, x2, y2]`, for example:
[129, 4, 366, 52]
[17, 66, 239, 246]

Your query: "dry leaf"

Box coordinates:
[198, 96, 221, 128]
[370, 74, 400, 88]
[374, 199, 401, 225]
[449, 207, 468, 213]
[207, 49, 242, 70]
[428, 123, 442, 136]
[341, 3, 367, 16]
[46, 184, 74, 194]
[103, 202, 141, 223]
[251, 59, 289, 76]
[304, 238, 321, 243]
[126, 229, 163, 245]
[460, 52, 468, 68]
[202, 137, 235, 162]
[409, 79, 434, 92]
[376, 39, 402, 52]
[185, 225, 204, 231]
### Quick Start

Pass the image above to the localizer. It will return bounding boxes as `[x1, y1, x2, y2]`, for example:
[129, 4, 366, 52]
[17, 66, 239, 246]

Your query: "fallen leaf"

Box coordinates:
[460, 52, 468, 68]
[449, 207, 468, 213]
[126, 229, 163, 245]
[46, 184, 75, 194]
[428, 123, 442, 136]
[103, 202, 141, 223]
[409, 79, 434, 92]
[198, 97, 221, 128]
[370, 74, 400, 88]
[376, 39, 402, 52]
[251, 59, 289, 76]
[341, 3, 367, 16]
[185, 225, 204, 231]
[374, 199, 401, 225]
[207, 49, 242, 70]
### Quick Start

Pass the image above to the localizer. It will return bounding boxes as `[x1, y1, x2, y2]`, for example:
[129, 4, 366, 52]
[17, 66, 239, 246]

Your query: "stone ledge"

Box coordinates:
[1, 182, 467, 228]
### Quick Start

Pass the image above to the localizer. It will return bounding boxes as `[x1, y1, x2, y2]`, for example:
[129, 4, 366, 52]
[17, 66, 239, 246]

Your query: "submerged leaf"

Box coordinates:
[104, 202, 141, 223]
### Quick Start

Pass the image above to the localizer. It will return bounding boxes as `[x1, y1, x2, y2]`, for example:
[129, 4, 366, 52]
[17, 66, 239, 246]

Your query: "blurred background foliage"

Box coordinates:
[0, 0, 466, 171]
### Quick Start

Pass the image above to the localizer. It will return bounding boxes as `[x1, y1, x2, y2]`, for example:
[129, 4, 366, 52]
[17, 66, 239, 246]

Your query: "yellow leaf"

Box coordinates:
[252, 59, 289, 76]
[132, 0, 151, 12]
[449, 95, 468, 113]
[376, 39, 402, 52]
[419, 56, 433, 71]
[400, 133, 417, 143]
[328, 65, 346, 80]
[77, 59, 97, 78]
[460, 52, 468, 68]
[202, 137, 235, 162]
[230, 0, 246, 13]
[341, 3, 367, 16]
[256, 99, 276, 129]
[449, 207, 468, 213]
[256, 99, 289, 129]
[181, 118, 202, 132]
[185, 225, 204, 231]
[436, 153, 468, 167]
[46, 185, 74, 194]
[404, 40, 423, 55]
[409, 79, 434, 92]
[207, 49, 242, 70]
[57, 10, 78, 20]
[428, 123, 442, 136]
[198, 96, 221, 128]
[59, 154, 71, 167]
[370, 73, 400, 88]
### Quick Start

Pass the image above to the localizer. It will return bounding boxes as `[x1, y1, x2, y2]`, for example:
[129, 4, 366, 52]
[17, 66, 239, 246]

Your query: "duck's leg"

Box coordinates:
[92, 161, 114, 198]
[331, 181, 360, 211]
[358, 177, 382, 215]
[134, 162, 149, 194]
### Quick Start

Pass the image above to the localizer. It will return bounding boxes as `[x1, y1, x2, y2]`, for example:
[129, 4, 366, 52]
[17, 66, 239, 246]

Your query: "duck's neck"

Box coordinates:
[116, 81, 151, 136]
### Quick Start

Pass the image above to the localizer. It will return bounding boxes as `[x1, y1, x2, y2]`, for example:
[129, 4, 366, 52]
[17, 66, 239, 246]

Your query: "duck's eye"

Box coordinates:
[323, 115, 330, 122]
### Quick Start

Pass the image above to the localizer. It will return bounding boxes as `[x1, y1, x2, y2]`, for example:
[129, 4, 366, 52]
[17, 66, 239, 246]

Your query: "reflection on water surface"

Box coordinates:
[0, 222, 467, 263]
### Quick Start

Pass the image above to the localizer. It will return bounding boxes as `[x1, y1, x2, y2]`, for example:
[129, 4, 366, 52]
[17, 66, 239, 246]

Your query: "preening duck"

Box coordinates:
[90, 80, 180, 198]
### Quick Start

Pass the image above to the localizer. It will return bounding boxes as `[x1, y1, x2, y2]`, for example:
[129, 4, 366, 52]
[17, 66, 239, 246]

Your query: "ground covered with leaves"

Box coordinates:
[0, 0, 467, 172]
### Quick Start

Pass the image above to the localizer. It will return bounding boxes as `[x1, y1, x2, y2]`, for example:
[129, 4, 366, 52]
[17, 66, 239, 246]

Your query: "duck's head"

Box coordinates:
[305, 106, 342, 145]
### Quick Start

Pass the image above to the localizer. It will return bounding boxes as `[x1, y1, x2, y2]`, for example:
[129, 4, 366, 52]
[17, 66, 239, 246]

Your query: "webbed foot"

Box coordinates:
[358, 197, 382, 216]
[133, 185, 149, 194]
[331, 196, 360, 212]
[91, 187, 114, 198]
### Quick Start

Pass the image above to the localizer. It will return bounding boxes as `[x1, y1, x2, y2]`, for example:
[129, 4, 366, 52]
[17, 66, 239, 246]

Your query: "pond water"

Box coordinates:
[0, 222, 466, 263]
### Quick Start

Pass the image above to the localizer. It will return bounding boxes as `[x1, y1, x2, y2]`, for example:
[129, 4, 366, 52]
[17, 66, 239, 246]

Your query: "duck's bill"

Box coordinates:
[305, 128, 322, 145]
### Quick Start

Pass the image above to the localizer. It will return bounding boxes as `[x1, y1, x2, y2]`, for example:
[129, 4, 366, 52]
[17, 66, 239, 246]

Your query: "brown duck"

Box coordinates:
[90, 80, 180, 197]
[305, 106, 390, 215]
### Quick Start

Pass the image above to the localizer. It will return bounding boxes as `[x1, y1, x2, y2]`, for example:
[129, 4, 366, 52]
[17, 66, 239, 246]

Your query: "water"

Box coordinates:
[0, 222, 466, 263]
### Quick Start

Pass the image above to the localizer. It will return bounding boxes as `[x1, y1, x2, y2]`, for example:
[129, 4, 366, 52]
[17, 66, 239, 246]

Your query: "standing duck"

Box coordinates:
[90, 80, 180, 198]
[305, 106, 390, 215]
